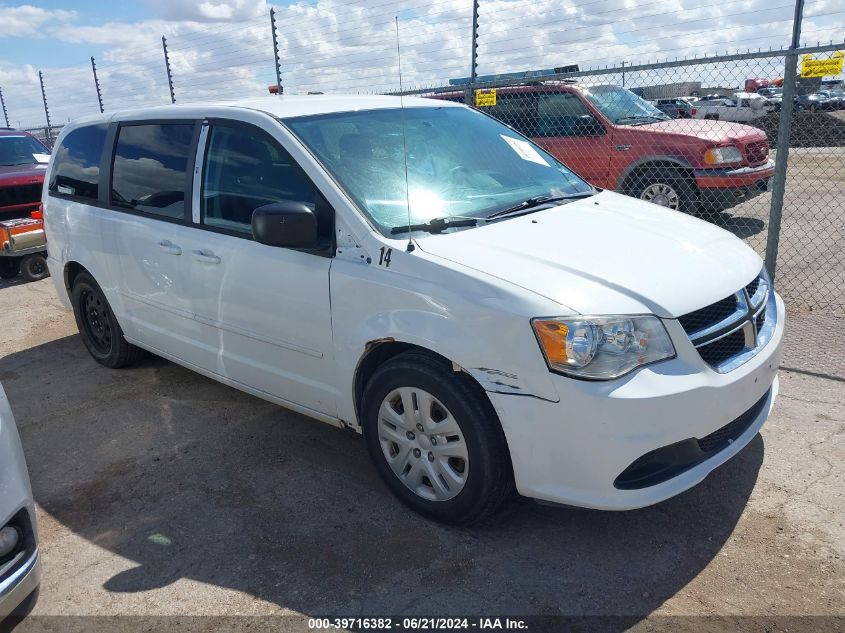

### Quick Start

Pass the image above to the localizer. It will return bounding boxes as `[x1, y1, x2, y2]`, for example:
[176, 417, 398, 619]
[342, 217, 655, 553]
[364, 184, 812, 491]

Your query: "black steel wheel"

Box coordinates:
[71, 271, 144, 368]
[20, 254, 49, 282]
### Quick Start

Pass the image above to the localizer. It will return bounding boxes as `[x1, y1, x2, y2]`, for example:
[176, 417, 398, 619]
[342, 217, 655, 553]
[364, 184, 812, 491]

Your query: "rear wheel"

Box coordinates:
[629, 167, 699, 215]
[71, 271, 143, 368]
[20, 253, 49, 282]
[361, 351, 514, 525]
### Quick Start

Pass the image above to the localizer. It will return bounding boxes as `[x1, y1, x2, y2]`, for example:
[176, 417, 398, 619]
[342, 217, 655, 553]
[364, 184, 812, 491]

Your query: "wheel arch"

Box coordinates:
[63, 260, 87, 299]
[618, 157, 698, 195]
[352, 340, 492, 431]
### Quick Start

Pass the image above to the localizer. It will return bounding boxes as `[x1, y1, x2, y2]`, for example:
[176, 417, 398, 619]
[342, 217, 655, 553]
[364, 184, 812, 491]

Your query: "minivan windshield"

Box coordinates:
[582, 85, 671, 125]
[284, 106, 592, 234]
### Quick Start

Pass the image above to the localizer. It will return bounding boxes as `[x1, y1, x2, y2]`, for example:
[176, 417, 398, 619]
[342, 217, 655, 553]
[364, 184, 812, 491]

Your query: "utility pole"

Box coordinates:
[270, 7, 283, 95]
[0, 87, 8, 127]
[38, 71, 52, 143]
[764, 0, 804, 281]
[162, 36, 176, 104]
[467, 0, 480, 105]
[91, 56, 104, 113]
[621, 60, 626, 87]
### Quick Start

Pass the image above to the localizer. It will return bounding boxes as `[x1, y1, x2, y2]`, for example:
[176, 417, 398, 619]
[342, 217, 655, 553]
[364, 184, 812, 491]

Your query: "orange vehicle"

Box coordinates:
[0, 213, 49, 281]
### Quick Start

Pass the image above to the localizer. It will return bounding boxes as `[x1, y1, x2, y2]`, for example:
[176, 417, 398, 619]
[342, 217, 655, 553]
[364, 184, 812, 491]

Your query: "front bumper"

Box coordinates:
[491, 293, 785, 510]
[694, 160, 775, 211]
[0, 550, 39, 619]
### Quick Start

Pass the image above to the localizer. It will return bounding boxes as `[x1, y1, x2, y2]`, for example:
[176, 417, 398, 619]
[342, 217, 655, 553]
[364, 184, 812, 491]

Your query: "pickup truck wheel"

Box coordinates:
[0, 259, 19, 279]
[71, 271, 144, 368]
[362, 351, 513, 525]
[631, 168, 698, 214]
[20, 254, 49, 282]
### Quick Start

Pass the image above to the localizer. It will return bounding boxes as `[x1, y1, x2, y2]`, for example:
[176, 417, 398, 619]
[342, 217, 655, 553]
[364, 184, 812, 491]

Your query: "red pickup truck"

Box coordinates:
[0, 129, 50, 218]
[436, 83, 774, 215]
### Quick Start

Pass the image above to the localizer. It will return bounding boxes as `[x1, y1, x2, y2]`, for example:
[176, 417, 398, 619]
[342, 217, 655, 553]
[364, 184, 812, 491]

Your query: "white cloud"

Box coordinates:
[0, 5, 76, 38]
[139, 0, 268, 22]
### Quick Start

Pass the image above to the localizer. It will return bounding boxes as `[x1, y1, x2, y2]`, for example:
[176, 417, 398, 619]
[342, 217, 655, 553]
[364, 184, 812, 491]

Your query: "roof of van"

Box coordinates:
[77, 94, 463, 125]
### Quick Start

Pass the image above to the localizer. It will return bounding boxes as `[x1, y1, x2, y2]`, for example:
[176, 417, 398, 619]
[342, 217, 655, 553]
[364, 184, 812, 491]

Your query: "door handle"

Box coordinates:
[614, 144, 632, 151]
[158, 240, 182, 255]
[192, 249, 221, 264]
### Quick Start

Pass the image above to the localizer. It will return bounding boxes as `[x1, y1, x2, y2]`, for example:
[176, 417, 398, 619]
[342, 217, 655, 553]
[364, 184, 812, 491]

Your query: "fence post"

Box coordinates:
[162, 36, 176, 104]
[270, 8, 283, 95]
[765, 0, 804, 282]
[466, 0, 479, 105]
[91, 56, 104, 113]
[0, 86, 8, 127]
[38, 70, 53, 144]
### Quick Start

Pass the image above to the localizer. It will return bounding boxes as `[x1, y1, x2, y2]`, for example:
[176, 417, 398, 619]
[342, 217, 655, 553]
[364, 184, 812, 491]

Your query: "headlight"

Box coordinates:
[532, 315, 675, 380]
[704, 146, 743, 165]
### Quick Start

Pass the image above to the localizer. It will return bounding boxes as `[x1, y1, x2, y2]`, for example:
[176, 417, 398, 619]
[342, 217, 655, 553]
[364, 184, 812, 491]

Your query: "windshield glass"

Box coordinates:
[284, 106, 592, 234]
[0, 135, 49, 166]
[581, 85, 670, 124]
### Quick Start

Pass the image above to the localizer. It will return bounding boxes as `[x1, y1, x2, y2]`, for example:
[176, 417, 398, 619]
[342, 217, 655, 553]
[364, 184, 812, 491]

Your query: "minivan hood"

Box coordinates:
[633, 118, 766, 143]
[417, 191, 762, 318]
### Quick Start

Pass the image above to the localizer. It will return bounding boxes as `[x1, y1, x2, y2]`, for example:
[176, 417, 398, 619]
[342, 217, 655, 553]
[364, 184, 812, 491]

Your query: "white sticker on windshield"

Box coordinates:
[500, 135, 549, 167]
[32, 153, 50, 163]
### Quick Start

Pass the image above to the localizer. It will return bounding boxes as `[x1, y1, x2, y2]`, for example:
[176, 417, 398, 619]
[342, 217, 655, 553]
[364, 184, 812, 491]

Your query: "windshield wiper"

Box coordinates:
[486, 192, 595, 220]
[390, 216, 484, 235]
[615, 115, 668, 124]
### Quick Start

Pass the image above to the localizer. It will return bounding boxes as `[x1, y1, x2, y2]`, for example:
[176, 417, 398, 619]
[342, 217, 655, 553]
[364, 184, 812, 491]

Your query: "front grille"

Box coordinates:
[614, 389, 770, 490]
[678, 269, 774, 372]
[745, 277, 760, 298]
[677, 295, 738, 334]
[745, 140, 769, 165]
[0, 183, 42, 208]
[697, 329, 745, 366]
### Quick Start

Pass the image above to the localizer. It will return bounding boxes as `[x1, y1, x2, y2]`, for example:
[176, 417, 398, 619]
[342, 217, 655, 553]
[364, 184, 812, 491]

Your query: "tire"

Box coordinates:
[361, 351, 514, 525]
[19, 253, 49, 282]
[71, 271, 144, 368]
[0, 258, 18, 280]
[628, 167, 699, 215]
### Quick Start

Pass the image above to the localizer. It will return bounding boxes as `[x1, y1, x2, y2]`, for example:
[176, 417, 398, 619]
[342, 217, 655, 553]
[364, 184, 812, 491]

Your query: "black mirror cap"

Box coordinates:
[252, 201, 319, 248]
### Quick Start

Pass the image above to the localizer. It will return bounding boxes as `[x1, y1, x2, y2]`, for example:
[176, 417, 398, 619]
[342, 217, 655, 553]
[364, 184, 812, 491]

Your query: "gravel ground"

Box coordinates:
[0, 277, 842, 632]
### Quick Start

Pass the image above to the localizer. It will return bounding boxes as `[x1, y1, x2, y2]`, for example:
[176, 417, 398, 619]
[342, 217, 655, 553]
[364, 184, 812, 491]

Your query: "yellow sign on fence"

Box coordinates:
[475, 89, 497, 107]
[800, 51, 844, 78]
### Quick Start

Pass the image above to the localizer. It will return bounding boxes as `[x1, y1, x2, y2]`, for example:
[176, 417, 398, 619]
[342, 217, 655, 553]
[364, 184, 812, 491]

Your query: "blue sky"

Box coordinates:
[1, 1, 149, 66]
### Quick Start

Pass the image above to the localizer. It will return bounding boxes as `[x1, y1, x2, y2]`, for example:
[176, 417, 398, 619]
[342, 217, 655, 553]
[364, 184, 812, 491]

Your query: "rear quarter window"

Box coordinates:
[49, 124, 108, 200]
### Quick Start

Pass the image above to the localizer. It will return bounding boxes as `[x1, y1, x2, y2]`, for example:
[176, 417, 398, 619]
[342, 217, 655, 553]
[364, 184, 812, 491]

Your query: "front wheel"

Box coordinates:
[71, 271, 144, 368]
[361, 351, 514, 525]
[629, 168, 699, 215]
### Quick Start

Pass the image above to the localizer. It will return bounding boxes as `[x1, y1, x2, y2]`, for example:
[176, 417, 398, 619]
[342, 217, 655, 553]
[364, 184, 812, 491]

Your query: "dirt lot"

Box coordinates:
[0, 273, 842, 631]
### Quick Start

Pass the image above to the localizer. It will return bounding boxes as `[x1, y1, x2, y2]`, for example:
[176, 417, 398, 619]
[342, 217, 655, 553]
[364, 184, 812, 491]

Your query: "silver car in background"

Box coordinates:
[0, 382, 39, 623]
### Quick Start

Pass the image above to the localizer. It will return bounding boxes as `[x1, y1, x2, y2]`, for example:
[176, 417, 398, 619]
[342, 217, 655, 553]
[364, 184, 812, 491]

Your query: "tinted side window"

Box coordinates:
[486, 94, 538, 136]
[111, 123, 194, 219]
[49, 124, 107, 200]
[202, 125, 320, 235]
[537, 93, 594, 137]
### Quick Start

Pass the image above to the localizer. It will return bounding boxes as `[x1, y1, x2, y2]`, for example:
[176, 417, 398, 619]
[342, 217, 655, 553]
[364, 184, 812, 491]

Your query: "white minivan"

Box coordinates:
[43, 96, 784, 524]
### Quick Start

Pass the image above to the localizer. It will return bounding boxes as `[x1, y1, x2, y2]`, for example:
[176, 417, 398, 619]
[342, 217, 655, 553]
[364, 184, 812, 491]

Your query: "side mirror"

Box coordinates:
[252, 201, 318, 248]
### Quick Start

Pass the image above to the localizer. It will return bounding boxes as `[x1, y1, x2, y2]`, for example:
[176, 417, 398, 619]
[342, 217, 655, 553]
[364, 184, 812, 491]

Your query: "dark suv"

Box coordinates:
[0, 129, 50, 217]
